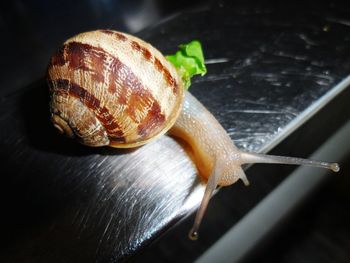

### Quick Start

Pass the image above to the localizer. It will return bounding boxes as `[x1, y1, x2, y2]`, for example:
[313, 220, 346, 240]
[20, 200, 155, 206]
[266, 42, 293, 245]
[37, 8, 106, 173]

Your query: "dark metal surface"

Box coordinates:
[1, 1, 350, 262]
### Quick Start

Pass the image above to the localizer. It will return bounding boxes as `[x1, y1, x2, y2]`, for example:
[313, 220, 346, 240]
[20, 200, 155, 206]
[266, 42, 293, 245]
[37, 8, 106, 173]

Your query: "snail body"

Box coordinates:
[47, 30, 339, 240]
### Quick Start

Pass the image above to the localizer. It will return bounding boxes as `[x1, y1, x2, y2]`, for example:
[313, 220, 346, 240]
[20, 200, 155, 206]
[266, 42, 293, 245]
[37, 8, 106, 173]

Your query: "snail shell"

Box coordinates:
[47, 30, 184, 147]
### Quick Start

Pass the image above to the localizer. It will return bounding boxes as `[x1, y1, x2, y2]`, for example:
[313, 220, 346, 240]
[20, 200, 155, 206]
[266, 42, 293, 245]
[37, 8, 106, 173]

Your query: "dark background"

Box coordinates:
[1, 0, 350, 262]
[0, 0, 203, 97]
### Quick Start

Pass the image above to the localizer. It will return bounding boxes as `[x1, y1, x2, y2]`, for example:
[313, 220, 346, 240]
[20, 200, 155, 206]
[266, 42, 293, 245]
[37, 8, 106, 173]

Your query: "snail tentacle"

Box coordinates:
[188, 158, 222, 241]
[239, 151, 340, 172]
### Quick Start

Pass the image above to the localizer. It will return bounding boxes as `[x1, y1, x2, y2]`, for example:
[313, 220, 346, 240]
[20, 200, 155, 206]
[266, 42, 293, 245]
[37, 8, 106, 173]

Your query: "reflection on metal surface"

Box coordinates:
[67, 136, 202, 258]
[205, 58, 230, 64]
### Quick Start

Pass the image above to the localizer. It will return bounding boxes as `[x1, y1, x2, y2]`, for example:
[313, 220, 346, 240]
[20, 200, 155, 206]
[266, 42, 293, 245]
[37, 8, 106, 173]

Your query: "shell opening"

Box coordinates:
[51, 114, 75, 138]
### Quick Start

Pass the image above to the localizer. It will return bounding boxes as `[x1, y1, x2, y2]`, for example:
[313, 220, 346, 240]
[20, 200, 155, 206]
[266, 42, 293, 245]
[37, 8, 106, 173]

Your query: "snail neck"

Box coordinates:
[169, 91, 242, 185]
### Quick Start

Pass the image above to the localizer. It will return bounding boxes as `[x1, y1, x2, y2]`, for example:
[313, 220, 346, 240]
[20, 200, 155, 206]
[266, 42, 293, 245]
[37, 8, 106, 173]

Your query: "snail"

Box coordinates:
[47, 30, 339, 240]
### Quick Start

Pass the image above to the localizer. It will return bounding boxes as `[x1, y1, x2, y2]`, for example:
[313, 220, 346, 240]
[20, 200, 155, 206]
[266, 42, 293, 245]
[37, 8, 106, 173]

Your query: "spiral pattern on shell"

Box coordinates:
[47, 30, 184, 147]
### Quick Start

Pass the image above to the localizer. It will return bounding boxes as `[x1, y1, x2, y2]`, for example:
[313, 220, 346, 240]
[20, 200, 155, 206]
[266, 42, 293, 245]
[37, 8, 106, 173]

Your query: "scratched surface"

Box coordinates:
[1, 0, 350, 262]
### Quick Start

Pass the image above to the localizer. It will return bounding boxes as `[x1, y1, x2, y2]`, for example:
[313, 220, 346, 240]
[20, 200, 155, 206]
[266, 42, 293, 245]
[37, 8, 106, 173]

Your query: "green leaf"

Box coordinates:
[166, 40, 207, 89]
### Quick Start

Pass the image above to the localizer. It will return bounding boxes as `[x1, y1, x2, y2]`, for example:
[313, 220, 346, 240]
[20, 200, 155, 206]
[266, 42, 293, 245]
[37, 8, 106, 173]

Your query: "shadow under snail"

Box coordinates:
[47, 30, 339, 240]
